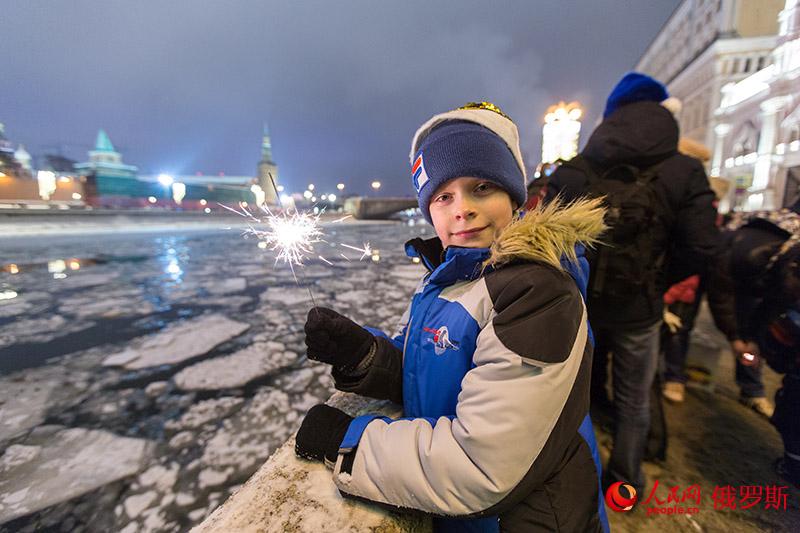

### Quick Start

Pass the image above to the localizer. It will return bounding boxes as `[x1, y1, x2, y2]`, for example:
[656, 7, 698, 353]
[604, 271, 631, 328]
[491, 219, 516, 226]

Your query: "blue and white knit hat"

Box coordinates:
[410, 102, 527, 224]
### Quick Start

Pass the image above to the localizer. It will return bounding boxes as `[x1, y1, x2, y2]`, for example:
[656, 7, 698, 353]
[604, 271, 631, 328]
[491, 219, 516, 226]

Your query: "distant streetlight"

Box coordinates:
[303, 190, 312, 199]
[328, 193, 337, 202]
[371, 181, 381, 193]
[337, 183, 345, 191]
[308, 183, 315, 191]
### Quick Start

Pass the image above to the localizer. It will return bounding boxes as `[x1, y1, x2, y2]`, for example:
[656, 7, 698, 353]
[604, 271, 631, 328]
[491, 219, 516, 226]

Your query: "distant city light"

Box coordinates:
[542, 101, 582, 164]
[172, 182, 186, 204]
[158, 173, 174, 186]
[371, 181, 381, 190]
[250, 184, 265, 206]
[308, 184, 315, 191]
[311, 196, 317, 202]
[337, 183, 345, 191]
[48, 259, 66, 273]
[321, 194, 328, 201]
[204, 207, 211, 214]
[148, 196, 157, 204]
[8, 264, 19, 274]
[258, 241, 268, 249]
[72, 192, 82, 200]
[328, 193, 337, 202]
[200, 199, 207, 206]
[36, 171, 56, 200]
[68, 260, 80, 270]
[303, 190, 312, 199]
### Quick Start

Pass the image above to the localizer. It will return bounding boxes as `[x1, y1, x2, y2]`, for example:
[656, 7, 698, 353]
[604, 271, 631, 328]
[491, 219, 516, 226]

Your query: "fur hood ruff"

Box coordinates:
[485, 197, 607, 272]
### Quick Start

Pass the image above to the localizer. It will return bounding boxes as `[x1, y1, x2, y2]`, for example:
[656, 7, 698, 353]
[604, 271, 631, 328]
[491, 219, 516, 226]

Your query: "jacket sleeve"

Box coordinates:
[331, 269, 591, 516]
[668, 159, 721, 282]
[705, 237, 739, 340]
[331, 284, 417, 405]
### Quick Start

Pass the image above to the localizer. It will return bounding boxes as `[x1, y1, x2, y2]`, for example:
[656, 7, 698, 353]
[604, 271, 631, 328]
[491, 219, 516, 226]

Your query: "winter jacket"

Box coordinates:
[545, 101, 720, 329]
[707, 218, 797, 342]
[331, 199, 610, 532]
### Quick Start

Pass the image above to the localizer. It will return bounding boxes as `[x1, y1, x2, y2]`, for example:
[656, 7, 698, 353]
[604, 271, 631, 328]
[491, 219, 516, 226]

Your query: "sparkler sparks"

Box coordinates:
[250, 208, 324, 269]
[339, 242, 372, 261]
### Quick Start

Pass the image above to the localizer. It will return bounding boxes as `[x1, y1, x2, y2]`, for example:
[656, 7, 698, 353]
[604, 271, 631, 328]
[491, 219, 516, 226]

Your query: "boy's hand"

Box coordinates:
[304, 307, 373, 370]
[295, 404, 353, 465]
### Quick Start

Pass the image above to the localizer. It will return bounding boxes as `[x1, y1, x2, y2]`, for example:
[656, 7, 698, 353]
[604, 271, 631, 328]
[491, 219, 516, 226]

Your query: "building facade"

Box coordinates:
[636, 0, 784, 149]
[711, 0, 800, 211]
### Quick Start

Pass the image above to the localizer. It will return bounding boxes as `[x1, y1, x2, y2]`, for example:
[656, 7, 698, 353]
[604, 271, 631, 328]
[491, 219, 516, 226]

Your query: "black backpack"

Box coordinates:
[561, 155, 669, 303]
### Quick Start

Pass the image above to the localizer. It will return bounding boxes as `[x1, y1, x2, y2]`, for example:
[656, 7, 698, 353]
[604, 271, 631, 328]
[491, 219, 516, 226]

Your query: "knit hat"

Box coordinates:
[410, 102, 527, 224]
[604, 72, 669, 118]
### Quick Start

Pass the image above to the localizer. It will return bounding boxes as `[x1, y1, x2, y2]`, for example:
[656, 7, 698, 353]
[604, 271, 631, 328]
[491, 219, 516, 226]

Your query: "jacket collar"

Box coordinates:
[405, 237, 490, 286]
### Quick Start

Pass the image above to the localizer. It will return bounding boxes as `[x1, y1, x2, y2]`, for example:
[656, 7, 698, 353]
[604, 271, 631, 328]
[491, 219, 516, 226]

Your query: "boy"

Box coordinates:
[295, 102, 609, 532]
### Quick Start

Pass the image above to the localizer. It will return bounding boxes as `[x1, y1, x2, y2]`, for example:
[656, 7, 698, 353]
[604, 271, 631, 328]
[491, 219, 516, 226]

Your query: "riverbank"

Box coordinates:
[0, 210, 402, 238]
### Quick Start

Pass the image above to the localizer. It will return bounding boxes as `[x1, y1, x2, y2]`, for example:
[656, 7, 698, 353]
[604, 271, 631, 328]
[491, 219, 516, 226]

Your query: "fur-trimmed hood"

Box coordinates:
[486, 196, 607, 271]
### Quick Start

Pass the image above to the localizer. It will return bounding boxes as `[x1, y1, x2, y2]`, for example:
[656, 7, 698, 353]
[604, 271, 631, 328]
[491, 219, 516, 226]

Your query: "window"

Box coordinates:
[757, 56, 765, 70]
[743, 58, 752, 72]
[732, 58, 740, 73]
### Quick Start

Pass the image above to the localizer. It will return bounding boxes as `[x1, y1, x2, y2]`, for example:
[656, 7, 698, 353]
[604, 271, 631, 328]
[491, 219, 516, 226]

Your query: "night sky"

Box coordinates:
[2, 0, 679, 197]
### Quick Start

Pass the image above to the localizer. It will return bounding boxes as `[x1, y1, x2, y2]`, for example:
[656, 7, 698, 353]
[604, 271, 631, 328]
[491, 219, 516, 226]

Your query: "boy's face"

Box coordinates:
[429, 176, 515, 249]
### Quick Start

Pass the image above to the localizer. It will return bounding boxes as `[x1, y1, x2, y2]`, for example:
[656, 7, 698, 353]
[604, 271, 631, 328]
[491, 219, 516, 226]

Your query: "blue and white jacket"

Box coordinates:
[331, 199, 610, 532]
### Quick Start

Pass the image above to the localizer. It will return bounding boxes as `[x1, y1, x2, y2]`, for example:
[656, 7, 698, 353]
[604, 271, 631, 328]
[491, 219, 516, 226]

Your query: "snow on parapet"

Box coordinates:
[193, 391, 432, 532]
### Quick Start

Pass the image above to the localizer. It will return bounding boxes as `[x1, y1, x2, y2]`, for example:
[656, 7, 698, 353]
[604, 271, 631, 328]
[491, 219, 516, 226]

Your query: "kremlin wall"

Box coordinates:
[0, 124, 279, 212]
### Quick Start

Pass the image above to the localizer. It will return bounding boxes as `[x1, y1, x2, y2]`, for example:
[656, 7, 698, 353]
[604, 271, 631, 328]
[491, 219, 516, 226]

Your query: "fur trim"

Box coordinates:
[678, 137, 711, 162]
[485, 197, 607, 271]
[660, 97, 682, 117]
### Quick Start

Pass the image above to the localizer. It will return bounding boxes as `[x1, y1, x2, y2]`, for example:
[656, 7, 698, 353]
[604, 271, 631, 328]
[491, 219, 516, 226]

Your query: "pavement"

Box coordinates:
[598, 302, 800, 532]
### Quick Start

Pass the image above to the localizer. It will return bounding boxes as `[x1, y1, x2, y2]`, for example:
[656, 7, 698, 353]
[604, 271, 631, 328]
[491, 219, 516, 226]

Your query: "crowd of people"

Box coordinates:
[285, 73, 798, 532]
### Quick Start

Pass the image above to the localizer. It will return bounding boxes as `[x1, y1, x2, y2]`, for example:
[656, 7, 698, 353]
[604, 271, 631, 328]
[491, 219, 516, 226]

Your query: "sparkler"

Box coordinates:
[221, 174, 375, 311]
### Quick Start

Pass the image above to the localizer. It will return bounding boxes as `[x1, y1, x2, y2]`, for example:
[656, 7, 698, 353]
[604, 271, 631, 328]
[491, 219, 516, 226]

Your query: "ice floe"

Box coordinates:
[174, 342, 298, 391]
[102, 314, 250, 369]
[0, 428, 151, 524]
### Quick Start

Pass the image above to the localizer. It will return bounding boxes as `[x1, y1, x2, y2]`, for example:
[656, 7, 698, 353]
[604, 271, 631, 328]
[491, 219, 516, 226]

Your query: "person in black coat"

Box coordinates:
[706, 214, 800, 487]
[545, 72, 720, 495]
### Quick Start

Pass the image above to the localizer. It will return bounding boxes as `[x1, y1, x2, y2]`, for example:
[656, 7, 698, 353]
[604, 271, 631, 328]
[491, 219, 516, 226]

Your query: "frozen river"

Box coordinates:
[0, 221, 429, 532]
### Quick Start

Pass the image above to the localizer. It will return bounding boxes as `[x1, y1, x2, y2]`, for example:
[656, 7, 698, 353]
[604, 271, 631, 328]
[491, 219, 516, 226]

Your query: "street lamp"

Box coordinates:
[308, 183, 315, 191]
[337, 183, 345, 191]
[371, 181, 381, 195]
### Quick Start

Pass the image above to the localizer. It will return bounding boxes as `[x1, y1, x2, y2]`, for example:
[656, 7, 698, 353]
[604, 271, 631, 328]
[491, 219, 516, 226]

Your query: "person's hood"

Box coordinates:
[583, 101, 679, 167]
[485, 196, 606, 272]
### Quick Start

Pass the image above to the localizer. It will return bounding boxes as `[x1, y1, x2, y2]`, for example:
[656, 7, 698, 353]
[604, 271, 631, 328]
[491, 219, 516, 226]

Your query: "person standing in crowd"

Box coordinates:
[294, 102, 609, 532]
[706, 209, 800, 487]
[545, 72, 720, 496]
[662, 141, 773, 418]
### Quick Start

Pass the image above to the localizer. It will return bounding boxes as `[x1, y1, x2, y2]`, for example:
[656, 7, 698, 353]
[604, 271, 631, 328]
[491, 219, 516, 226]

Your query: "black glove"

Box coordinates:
[304, 307, 373, 370]
[295, 404, 354, 464]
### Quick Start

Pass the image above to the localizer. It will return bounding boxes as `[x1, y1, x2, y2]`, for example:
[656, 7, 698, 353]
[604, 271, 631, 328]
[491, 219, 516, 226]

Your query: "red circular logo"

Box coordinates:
[605, 481, 637, 512]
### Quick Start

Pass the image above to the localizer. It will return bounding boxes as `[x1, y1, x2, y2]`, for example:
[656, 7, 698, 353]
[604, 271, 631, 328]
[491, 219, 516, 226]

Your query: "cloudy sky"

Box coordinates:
[2, 0, 679, 196]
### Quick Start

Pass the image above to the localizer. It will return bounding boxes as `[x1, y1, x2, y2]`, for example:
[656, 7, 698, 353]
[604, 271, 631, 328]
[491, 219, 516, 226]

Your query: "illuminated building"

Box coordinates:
[76, 125, 280, 209]
[541, 102, 582, 164]
[636, 0, 784, 149]
[711, 0, 800, 211]
[257, 123, 280, 204]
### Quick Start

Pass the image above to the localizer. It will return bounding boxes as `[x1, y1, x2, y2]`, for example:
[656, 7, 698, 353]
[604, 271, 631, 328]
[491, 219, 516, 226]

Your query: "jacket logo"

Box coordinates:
[423, 326, 459, 355]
